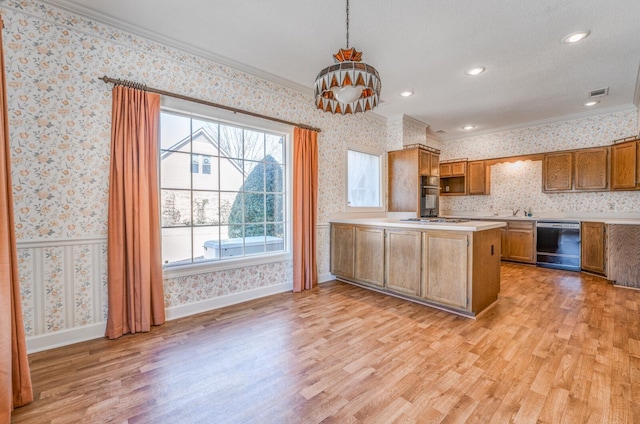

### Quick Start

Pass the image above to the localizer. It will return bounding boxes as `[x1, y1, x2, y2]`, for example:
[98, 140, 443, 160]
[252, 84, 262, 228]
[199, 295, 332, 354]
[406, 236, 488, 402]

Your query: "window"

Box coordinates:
[347, 147, 383, 209]
[160, 110, 288, 268]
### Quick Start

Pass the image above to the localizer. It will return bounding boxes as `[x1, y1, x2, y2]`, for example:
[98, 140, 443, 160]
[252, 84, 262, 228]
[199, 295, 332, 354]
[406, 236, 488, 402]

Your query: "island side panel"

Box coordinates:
[471, 227, 502, 313]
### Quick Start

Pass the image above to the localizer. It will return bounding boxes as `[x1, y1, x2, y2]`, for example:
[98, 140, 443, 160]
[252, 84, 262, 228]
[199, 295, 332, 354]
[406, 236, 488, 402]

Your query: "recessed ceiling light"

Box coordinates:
[465, 67, 485, 76]
[584, 101, 599, 107]
[400, 91, 414, 97]
[562, 30, 590, 43]
[462, 125, 476, 130]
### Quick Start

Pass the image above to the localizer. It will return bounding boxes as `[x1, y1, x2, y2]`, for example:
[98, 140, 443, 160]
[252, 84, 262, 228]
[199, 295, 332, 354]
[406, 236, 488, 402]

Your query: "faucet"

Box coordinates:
[512, 209, 520, 216]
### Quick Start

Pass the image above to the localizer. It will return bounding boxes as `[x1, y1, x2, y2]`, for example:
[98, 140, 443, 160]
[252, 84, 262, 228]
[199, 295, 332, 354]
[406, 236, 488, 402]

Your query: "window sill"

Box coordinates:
[163, 252, 292, 279]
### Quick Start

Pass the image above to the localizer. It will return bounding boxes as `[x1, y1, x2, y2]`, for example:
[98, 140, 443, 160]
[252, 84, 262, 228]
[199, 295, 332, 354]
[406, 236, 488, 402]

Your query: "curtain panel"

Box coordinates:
[105, 85, 165, 339]
[292, 127, 318, 292]
[0, 15, 33, 421]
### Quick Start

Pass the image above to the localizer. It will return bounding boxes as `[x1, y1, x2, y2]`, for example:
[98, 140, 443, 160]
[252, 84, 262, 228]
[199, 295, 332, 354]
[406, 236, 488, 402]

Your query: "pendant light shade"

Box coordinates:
[314, 1, 381, 115]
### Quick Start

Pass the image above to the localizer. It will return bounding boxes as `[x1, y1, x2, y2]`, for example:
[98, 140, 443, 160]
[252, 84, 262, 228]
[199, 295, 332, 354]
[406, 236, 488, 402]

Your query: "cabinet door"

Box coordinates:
[354, 226, 385, 287]
[574, 147, 609, 191]
[430, 154, 440, 176]
[543, 152, 573, 192]
[419, 151, 431, 175]
[611, 141, 637, 190]
[331, 224, 355, 279]
[451, 161, 467, 176]
[507, 223, 535, 263]
[385, 229, 421, 296]
[421, 232, 468, 309]
[388, 149, 419, 212]
[581, 222, 606, 275]
[467, 160, 489, 195]
[440, 163, 452, 177]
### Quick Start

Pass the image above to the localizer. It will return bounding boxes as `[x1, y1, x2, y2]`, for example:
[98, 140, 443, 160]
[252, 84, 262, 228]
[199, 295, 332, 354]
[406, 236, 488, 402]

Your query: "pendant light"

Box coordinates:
[314, 0, 381, 115]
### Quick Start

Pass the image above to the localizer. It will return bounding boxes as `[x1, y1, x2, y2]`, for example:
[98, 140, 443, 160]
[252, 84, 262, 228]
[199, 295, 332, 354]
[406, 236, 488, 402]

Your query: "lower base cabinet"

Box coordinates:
[330, 223, 501, 316]
[581, 221, 606, 275]
[385, 229, 421, 296]
[422, 231, 468, 309]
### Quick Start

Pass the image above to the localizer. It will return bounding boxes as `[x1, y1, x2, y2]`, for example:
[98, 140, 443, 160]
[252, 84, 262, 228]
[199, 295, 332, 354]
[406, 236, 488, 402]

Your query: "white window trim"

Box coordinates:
[345, 143, 385, 212]
[160, 96, 293, 277]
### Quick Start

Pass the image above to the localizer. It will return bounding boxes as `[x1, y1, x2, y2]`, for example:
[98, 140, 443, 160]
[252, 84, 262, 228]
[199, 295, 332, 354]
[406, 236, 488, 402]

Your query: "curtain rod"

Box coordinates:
[98, 76, 321, 133]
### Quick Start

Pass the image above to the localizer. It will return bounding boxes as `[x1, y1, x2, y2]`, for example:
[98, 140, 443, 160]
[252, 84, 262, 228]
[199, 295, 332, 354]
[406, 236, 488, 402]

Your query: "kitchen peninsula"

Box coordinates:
[330, 218, 506, 317]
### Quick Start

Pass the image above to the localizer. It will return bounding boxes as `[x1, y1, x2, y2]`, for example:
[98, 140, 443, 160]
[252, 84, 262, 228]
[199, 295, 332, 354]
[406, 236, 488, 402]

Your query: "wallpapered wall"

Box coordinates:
[2, 0, 388, 343]
[440, 110, 640, 214]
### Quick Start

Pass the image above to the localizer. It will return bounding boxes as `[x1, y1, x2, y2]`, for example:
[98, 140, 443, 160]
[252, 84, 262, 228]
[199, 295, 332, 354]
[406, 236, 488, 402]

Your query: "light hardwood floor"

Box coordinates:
[12, 263, 640, 423]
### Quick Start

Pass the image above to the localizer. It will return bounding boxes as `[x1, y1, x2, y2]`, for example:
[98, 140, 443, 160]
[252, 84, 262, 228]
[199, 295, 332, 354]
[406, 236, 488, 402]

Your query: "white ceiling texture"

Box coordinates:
[45, 0, 640, 139]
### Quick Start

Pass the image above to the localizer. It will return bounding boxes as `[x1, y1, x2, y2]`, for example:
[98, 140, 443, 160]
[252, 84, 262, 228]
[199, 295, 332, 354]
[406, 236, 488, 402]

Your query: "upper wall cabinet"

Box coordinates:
[467, 160, 490, 195]
[543, 147, 609, 193]
[439, 161, 467, 196]
[611, 141, 639, 191]
[543, 152, 573, 192]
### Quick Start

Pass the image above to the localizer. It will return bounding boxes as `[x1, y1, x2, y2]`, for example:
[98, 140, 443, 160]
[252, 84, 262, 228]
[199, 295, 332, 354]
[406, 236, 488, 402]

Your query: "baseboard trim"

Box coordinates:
[26, 281, 294, 353]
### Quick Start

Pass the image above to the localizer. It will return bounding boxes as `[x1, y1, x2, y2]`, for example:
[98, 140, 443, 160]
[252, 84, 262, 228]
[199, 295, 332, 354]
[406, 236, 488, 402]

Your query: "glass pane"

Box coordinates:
[244, 129, 265, 162]
[220, 192, 240, 224]
[243, 161, 264, 192]
[194, 226, 219, 262]
[219, 124, 243, 159]
[226, 192, 244, 226]
[244, 193, 265, 223]
[161, 151, 191, 190]
[220, 157, 244, 191]
[222, 224, 244, 245]
[192, 119, 219, 155]
[193, 156, 219, 190]
[266, 223, 285, 240]
[192, 191, 220, 225]
[245, 224, 265, 238]
[266, 193, 284, 222]
[162, 227, 192, 265]
[265, 134, 284, 164]
[161, 190, 191, 227]
[265, 162, 284, 193]
[347, 150, 381, 207]
[160, 112, 191, 152]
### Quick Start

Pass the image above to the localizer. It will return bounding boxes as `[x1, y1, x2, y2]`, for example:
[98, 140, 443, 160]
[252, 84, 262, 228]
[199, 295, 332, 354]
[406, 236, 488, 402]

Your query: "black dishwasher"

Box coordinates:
[536, 221, 581, 271]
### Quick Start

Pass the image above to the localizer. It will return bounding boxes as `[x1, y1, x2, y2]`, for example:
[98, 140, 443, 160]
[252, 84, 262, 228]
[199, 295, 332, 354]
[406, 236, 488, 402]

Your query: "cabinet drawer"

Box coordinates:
[508, 220, 535, 230]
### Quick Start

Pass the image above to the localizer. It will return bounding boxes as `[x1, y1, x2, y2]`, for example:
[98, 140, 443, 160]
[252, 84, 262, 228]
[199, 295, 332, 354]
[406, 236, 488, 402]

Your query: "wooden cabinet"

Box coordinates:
[421, 231, 468, 309]
[543, 152, 573, 192]
[388, 147, 440, 212]
[499, 220, 536, 264]
[330, 223, 501, 316]
[385, 229, 421, 296]
[581, 222, 606, 275]
[574, 147, 609, 191]
[611, 141, 638, 190]
[330, 224, 355, 279]
[419, 150, 439, 176]
[607, 225, 640, 288]
[354, 226, 385, 287]
[467, 160, 490, 195]
[440, 161, 467, 195]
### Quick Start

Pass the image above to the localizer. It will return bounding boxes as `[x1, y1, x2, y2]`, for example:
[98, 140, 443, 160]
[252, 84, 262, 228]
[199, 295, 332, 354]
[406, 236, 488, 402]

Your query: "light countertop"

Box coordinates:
[328, 217, 506, 232]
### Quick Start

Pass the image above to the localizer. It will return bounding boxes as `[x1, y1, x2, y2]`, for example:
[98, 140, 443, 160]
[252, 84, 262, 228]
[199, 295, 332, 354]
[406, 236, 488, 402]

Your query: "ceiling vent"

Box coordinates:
[589, 87, 609, 98]
[436, 130, 447, 134]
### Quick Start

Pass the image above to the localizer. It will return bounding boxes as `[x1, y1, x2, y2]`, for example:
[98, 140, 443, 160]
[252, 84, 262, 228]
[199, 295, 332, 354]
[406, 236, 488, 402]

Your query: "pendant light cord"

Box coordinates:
[346, 0, 350, 49]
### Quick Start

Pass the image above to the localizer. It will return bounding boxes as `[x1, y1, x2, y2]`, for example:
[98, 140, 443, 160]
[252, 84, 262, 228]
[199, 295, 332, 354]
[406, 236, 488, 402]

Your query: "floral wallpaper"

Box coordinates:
[440, 110, 639, 215]
[3, 0, 386, 341]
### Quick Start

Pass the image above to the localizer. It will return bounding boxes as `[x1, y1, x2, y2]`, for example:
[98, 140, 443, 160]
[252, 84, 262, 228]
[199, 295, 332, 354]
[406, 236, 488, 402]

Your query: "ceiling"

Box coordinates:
[47, 0, 640, 139]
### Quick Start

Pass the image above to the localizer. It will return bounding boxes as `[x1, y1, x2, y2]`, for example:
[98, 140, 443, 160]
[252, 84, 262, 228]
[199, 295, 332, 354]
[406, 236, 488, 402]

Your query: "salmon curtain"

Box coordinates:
[0, 15, 34, 420]
[292, 127, 318, 292]
[105, 85, 165, 339]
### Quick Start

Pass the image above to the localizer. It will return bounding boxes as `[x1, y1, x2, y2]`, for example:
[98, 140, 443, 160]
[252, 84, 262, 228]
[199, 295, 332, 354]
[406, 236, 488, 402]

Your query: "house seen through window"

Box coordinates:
[160, 110, 287, 266]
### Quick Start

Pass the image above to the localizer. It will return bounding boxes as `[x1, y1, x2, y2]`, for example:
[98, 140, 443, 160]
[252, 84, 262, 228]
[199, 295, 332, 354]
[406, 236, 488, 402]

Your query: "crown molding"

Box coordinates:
[439, 104, 638, 142]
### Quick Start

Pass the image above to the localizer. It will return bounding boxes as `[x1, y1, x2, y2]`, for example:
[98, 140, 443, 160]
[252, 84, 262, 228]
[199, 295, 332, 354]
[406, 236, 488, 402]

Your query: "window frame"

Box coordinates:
[160, 97, 292, 279]
[345, 144, 385, 212]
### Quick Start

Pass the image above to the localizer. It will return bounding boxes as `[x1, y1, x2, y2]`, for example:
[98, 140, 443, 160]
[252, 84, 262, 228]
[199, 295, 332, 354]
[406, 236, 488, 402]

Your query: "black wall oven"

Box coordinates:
[420, 176, 439, 218]
[536, 221, 581, 271]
